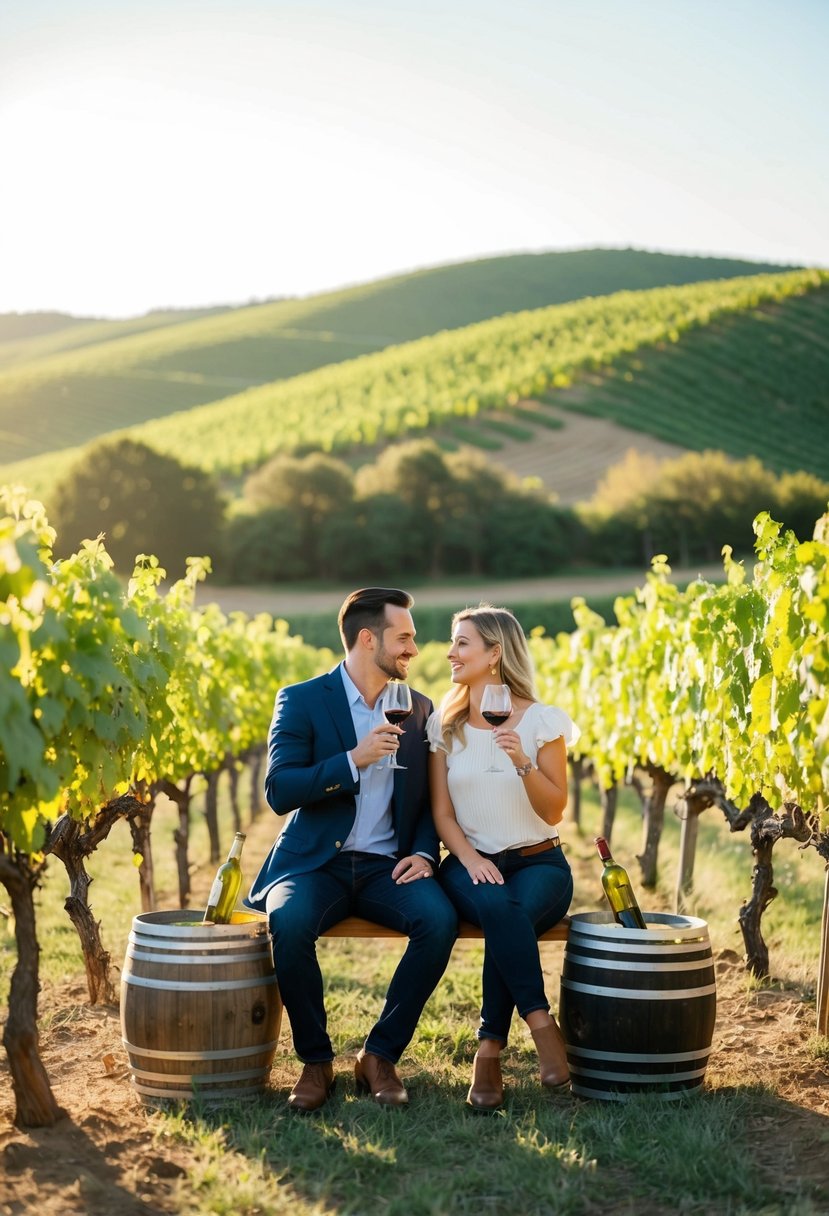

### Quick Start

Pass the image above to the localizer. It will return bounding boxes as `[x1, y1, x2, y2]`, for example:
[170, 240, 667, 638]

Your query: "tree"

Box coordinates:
[220, 508, 309, 582]
[244, 453, 355, 577]
[442, 450, 514, 574]
[51, 438, 225, 576]
[582, 449, 829, 568]
[484, 497, 578, 577]
[355, 439, 457, 575]
[774, 471, 829, 539]
[318, 493, 427, 581]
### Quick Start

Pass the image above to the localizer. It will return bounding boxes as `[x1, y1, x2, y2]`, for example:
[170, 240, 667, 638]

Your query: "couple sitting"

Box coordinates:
[245, 587, 578, 1113]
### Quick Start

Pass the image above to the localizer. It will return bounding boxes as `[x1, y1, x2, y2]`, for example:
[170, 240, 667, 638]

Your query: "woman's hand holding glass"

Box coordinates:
[480, 684, 512, 772]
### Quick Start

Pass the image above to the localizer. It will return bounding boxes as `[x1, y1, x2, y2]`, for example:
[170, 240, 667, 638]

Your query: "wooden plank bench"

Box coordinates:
[322, 915, 570, 941]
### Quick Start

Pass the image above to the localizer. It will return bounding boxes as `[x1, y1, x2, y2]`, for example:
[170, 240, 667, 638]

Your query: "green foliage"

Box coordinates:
[51, 437, 226, 577]
[0, 493, 331, 852]
[583, 449, 829, 566]
[531, 509, 829, 820]
[221, 508, 310, 583]
[223, 440, 583, 583]
[220, 440, 819, 588]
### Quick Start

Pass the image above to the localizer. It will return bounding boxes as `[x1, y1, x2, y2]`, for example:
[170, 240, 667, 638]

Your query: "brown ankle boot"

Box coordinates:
[287, 1061, 336, 1112]
[531, 1021, 570, 1091]
[466, 1051, 504, 1111]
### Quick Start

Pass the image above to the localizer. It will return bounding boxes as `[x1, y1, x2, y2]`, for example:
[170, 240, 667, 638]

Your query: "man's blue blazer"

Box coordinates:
[246, 664, 437, 911]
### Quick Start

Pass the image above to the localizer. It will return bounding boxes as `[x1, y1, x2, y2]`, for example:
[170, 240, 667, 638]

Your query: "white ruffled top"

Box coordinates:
[426, 702, 580, 854]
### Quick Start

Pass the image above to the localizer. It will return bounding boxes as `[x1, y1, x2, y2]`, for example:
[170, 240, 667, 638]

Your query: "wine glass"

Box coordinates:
[480, 684, 512, 772]
[382, 681, 413, 769]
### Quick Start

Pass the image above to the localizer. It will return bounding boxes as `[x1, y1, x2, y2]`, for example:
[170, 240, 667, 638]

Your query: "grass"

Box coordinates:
[152, 1087, 814, 1216]
[3, 768, 827, 1213]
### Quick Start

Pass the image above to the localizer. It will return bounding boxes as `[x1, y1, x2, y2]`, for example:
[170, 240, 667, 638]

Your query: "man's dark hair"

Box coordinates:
[338, 587, 414, 651]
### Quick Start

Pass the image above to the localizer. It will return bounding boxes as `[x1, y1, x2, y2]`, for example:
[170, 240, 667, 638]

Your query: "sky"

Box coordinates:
[1, 0, 827, 318]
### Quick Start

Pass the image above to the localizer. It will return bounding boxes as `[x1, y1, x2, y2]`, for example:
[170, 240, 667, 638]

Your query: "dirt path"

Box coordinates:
[194, 563, 728, 618]
[470, 401, 689, 503]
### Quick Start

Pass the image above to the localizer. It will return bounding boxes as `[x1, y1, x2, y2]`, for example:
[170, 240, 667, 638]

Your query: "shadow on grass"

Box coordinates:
[166, 1077, 829, 1216]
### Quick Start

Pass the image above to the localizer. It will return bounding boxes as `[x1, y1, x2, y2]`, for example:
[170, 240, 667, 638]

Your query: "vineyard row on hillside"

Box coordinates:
[2, 268, 826, 496]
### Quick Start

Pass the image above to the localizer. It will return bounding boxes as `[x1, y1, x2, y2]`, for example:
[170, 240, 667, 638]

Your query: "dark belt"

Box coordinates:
[516, 838, 561, 857]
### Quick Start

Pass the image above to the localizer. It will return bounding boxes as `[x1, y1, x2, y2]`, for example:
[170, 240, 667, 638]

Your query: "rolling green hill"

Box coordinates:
[0, 249, 792, 469]
[2, 267, 825, 501]
[0, 304, 242, 370]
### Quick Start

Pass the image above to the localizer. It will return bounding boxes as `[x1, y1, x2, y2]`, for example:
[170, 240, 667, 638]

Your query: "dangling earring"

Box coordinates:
[490, 666, 497, 677]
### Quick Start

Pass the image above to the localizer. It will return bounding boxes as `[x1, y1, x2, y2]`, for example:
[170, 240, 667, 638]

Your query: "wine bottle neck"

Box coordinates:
[227, 834, 246, 861]
[594, 836, 612, 863]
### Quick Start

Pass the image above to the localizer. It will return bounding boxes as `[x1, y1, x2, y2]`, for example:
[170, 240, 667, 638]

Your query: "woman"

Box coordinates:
[428, 605, 578, 1110]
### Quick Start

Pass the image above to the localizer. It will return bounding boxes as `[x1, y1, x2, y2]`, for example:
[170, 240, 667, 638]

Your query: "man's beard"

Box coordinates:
[374, 648, 407, 681]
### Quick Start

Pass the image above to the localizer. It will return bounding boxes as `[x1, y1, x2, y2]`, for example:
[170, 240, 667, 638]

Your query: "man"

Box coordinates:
[246, 587, 458, 1112]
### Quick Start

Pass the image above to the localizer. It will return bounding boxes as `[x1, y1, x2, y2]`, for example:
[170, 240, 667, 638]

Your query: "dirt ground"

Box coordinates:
[3, 814, 829, 1214]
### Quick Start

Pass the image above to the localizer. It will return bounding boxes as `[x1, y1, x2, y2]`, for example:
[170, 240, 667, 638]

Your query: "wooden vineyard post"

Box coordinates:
[675, 804, 700, 915]
[818, 870, 829, 1035]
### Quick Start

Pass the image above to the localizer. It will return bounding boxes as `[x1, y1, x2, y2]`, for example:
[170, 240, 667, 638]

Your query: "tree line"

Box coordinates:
[45, 435, 829, 582]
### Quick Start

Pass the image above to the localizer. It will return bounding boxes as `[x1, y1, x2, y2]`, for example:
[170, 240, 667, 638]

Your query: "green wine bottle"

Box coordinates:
[203, 832, 246, 924]
[594, 836, 647, 929]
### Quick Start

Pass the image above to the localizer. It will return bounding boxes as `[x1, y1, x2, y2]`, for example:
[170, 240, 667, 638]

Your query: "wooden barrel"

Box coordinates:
[120, 909, 281, 1105]
[559, 911, 716, 1101]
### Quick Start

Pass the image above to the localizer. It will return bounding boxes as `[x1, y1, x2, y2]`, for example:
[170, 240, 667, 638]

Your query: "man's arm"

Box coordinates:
[264, 684, 357, 814]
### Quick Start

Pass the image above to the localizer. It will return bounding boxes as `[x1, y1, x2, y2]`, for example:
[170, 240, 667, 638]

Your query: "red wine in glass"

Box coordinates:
[480, 684, 512, 771]
[383, 682, 412, 769]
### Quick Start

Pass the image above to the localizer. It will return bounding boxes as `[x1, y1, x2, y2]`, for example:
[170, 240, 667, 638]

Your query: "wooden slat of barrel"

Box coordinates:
[559, 911, 716, 1101]
[120, 910, 282, 1105]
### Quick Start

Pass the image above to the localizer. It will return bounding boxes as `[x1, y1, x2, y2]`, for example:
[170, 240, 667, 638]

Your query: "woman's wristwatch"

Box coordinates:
[514, 761, 535, 777]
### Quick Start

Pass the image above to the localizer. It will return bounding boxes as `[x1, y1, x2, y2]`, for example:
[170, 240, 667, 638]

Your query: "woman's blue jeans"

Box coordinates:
[439, 845, 573, 1043]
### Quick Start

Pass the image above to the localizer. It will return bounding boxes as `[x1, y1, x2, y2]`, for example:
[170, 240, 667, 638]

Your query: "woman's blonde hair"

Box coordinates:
[439, 604, 537, 746]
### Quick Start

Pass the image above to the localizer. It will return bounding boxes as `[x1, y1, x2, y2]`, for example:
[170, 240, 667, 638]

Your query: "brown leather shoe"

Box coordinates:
[354, 1049, 408, 1106]
[466, 1051, 503, 1111]
[287, 1061, 336, 1112]
[531, 1020, 570, 1091]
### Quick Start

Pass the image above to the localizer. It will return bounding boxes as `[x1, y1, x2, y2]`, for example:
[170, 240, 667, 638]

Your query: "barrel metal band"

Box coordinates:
[568, 937, 710, 956]
[128, 933, 269, 955]
[126, 947, 272, 967]
[560, 977, 717, 999]
[130, 1080, 267, 1100]
[122, 1038, 278, 1061]
[121, 973, 277, 992]
[570, 1084, 698, 1102]
[565, 1044, 711, 1064]
[569, 1063, 708, 1084]
[129, 1065, 269, 1084]
[565, 956, 714, 974]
